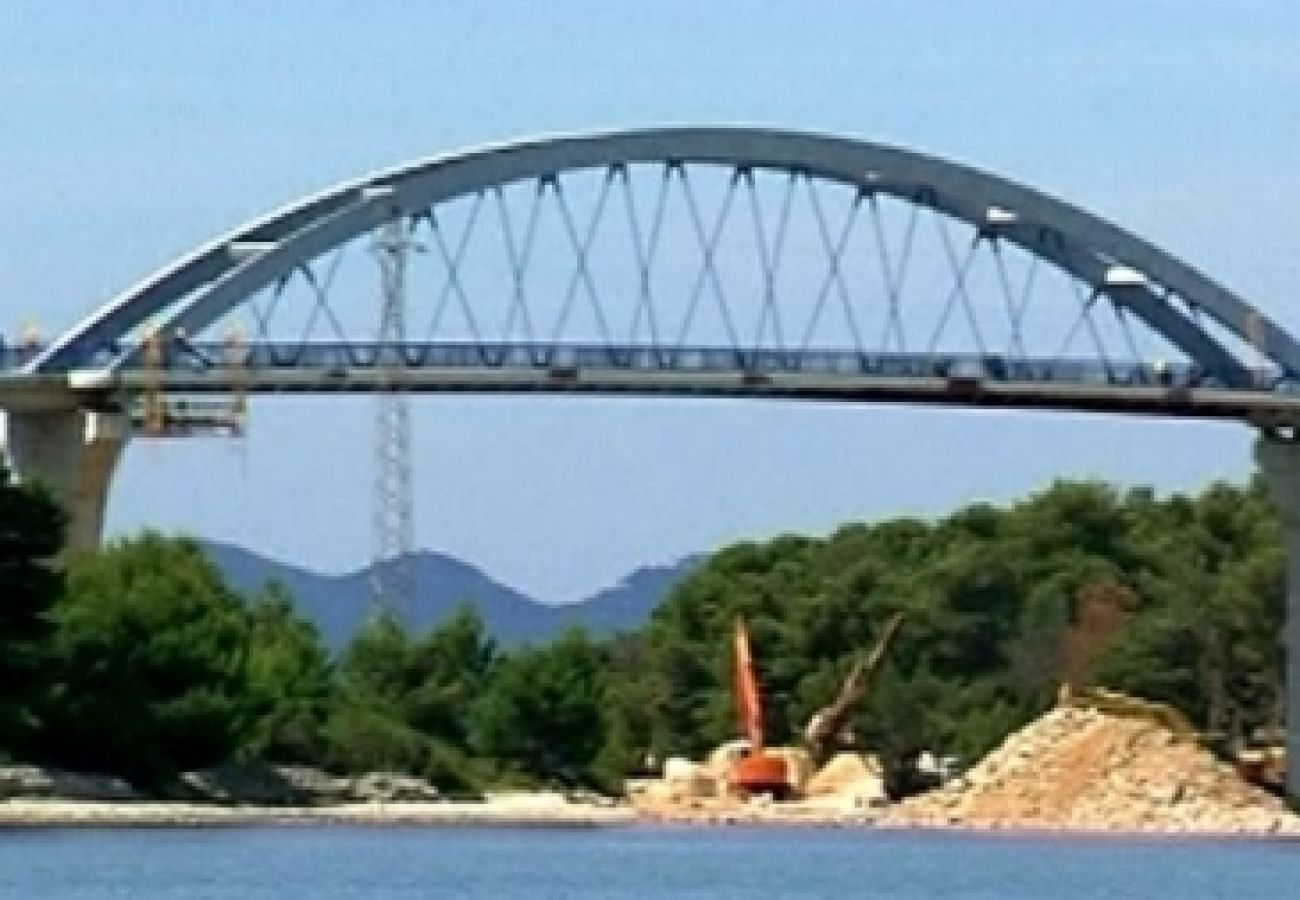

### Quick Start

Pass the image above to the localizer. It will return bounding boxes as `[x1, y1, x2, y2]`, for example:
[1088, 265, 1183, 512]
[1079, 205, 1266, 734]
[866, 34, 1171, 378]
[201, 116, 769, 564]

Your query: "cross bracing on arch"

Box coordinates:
[27, 128, 1300, 391]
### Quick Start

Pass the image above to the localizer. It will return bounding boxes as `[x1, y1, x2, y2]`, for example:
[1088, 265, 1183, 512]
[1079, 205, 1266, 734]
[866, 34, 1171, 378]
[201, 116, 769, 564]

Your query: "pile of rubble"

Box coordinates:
[796, 752, 889, 812]
[882, 705, 1300, 835]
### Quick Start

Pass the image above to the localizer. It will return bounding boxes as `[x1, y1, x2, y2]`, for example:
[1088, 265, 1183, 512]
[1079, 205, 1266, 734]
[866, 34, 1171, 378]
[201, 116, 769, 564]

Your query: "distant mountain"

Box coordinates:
[551, 559, 704, 634]
[202, 540, 700, 648]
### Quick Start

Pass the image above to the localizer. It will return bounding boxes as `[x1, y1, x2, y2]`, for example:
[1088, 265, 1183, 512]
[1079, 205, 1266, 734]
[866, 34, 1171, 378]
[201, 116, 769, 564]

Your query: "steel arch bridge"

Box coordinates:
[4, 126, 1300, 425]
[7, 126, 1300, 797]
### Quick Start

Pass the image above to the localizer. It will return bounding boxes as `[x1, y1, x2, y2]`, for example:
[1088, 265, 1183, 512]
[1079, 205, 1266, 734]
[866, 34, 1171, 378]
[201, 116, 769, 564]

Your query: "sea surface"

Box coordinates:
[3, 825, 1300, 898]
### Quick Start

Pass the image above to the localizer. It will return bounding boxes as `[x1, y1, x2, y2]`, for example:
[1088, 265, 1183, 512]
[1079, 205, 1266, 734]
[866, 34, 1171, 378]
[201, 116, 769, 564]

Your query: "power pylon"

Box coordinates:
[370, 217, 417, 620]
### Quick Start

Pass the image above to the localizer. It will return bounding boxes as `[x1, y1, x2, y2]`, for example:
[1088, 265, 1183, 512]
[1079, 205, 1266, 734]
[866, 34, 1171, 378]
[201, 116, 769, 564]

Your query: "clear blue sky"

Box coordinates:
[3, 3, 1299, 601]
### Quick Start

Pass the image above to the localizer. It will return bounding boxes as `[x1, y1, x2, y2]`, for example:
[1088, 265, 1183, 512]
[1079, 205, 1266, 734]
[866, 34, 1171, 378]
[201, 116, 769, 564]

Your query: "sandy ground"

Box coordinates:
[0, 796, 636, 829]
[6, 796, 1300, 837]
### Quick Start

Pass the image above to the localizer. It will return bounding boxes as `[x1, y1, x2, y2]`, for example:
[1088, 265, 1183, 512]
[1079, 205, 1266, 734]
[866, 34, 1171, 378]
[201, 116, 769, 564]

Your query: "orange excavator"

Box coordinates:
[728, 618, 792, 797]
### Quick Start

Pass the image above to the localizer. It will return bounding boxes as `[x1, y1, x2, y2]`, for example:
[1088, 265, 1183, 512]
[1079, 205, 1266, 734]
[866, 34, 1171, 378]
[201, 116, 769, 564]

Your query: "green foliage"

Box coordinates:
[1, 472, 1285, 796]
[470, 628, 606, 786]
[244, 582, 334, 764]
[592, 633, 661, 788]
[324, 613, 429, 773]
[323, 606, 496, 793]
[634, 479, 1286, 770]
[0, 464, 66, 759]
[1093, 478, 1284, 736]
[41, 532, 254, 784]
[406, 605, 496, 747]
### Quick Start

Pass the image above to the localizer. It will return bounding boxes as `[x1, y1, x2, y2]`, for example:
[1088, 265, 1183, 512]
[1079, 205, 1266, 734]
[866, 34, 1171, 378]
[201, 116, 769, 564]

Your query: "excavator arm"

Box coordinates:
[803, 611, 904, 760]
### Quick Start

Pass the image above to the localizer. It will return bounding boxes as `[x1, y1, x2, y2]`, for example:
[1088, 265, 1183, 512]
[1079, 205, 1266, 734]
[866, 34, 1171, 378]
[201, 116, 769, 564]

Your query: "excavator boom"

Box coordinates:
[733, 618, 765, 750]
[804, 612, 905, 757]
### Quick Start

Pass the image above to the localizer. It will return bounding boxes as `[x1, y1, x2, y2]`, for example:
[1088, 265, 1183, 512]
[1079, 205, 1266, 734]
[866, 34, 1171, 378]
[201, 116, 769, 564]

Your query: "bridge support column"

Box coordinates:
[1256, 434, 1300, 801]
[3, 410, 128, 552]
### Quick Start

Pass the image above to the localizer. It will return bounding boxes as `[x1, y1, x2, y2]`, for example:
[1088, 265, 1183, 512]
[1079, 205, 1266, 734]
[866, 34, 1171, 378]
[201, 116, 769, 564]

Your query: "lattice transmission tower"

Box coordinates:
[370, 217, 418, 620]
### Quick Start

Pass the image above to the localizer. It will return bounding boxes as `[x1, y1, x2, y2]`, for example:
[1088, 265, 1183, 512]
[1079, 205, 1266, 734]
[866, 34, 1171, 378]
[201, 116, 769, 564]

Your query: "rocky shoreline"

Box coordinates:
[0, 765, 634, 829]
[0, 797, 635, 829]
[5, 705, 1297, 837]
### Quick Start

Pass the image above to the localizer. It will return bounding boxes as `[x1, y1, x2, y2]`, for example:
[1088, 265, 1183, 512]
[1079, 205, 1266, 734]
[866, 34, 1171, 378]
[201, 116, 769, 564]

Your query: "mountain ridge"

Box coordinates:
[202, 540, 700, 647]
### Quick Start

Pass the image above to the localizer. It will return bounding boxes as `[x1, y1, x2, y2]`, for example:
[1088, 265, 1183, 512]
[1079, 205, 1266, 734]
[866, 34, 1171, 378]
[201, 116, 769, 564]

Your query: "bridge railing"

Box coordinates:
[105, 339, 1284, 391]
[12, 337, 1293, 392]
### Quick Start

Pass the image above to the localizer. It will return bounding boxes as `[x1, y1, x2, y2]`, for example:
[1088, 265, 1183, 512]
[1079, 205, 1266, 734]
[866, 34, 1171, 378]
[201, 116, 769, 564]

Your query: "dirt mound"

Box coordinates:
[882, 705, 1300, 835]
[804, 753, 882, 797]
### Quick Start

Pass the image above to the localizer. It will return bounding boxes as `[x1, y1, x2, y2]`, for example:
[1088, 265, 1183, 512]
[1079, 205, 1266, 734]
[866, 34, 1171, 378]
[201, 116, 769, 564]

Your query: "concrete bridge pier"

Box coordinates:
[3, 409, 128, 552]
[1256, 434, 1300, 801]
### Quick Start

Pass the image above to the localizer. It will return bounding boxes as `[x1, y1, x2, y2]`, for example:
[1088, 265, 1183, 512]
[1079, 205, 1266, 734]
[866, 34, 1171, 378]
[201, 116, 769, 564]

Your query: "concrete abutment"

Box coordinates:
[2, 409, 128, 552]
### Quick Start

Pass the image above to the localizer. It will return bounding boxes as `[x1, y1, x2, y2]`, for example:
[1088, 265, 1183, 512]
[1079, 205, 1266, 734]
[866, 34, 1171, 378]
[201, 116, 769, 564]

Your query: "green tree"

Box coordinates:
[244, 582, 334, 764]
[405, 604, 496, 746]
[471, 628, 606, 786]
[1097, 479, 1284, 739]
[324, 613, 425, 774]
[324, 607, 496, 793]
[405, 606, 497, 792]
[0, 463, 65, 760]
[42, 532, 253, 784]
[593, 632, 661, 787]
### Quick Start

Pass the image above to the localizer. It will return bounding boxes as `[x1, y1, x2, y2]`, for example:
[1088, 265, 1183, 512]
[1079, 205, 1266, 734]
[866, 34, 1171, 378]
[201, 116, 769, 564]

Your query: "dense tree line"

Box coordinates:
[0, 463, 613, 790]
[0, 460, 1286, 792]
[621, 479, 1284, 769]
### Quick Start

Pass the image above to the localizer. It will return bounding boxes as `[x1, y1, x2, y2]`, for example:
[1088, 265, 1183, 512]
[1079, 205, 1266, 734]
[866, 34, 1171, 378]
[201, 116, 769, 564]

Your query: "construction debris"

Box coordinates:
[804, 752, 883, 798]
[627, 615, 1297, 833]
[882, 704, 1300, 835]
[801, 752, 888, 811]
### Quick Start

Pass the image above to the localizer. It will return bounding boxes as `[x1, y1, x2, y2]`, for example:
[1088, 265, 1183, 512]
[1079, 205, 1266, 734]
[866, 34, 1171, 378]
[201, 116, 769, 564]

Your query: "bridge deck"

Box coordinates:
[4, 342, 1300, 427]
[127, 368, 1300, 426]
[8, 340, 1280, 384]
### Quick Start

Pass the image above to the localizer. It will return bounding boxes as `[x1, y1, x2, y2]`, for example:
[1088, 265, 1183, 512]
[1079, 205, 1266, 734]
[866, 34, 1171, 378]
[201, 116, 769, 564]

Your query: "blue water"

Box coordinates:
[3, 826, 1300, 898]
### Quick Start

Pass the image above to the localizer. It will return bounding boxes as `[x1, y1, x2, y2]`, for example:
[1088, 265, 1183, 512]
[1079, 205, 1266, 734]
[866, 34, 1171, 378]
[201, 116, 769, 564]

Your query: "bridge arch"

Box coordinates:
[28, 127, 1300, 387]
